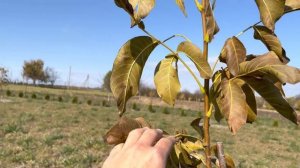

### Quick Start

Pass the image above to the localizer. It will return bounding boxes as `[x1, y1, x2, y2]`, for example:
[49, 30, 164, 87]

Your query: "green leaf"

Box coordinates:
[255, 0, 285, 31]
[177, 41, 212, 79]
[253, 26, 289, 64]
[175, 0, 187, 17]
[219, 78, 248, 134]
[205, 2, 219, 42]
[241, 77, 299, 125]
[154, 55, 181, 106]
[104, 116, 151, 145]
[285, 0, 300, 13]
[238, 51, 300, 84]
[219, 37, 246, 76]
[111, 36, 159, 115]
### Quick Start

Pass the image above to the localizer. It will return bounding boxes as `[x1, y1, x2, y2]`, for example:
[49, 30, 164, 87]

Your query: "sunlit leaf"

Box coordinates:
[253, 26, 289, 64]
[255, 0, 285, 31]
[194, 0, 204, 12]
[238, 51, 300, 84]
[285, 0, 300, 13]
[205, 2, 219, 42]
[130, 0, 156, 27]
[219, 37, 246, 76]
[111, 36, 159, 115]
[224, 155, 236, 168]
[177, 41, 212, 79]
[154, 55, 181, 106]
[104, 116, 151, 145]
[114, 0, 135, 15]
[219, 78, 248, 134]
[175, 134, 205, 166]
[176, 0, 187, 17]
[241, 77, 299, 125]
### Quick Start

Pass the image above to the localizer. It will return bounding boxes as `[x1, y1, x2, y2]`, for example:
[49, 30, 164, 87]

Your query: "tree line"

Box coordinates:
[0, 59, 58, 86]
[102, 70, 204, 101]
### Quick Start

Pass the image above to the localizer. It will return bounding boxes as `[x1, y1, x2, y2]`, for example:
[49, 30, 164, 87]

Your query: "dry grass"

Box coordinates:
[0, 85, 299, 167]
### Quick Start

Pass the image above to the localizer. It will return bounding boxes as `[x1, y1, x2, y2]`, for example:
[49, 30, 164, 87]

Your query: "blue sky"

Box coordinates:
[0, 0, 299, 96]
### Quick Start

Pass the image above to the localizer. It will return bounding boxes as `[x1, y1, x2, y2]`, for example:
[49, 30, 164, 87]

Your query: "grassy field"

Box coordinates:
[0, 85, 299, 168]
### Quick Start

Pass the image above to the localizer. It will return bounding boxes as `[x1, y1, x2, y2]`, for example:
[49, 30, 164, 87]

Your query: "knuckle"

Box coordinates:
[128, 128, 144, 137]
[145, 129, 159, 137]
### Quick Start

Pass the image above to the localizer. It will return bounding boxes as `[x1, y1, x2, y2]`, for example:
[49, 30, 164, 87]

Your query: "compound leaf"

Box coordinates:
[255, 0, 285, 31]
[154, 55, 181, 106]
[238, 51, 300, 84]
[219, 37, 246, 76]
[253, 26, 289, 63]
[111, 36, 159, 115]
[177, 41, 212, 79]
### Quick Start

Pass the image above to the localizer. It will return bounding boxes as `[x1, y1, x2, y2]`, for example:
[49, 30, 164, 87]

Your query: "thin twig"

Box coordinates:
[235, 21, 261, 37]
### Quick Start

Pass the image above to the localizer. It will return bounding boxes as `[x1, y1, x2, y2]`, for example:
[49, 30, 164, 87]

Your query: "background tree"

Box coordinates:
[0, 67, 9, 90]
[102, 71, 112, 92]
[22, 59, 45, 85]
[43, 67, 59, 86]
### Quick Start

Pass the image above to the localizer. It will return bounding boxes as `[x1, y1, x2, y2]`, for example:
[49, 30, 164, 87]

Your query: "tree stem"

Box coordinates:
[200, 0, 212, 167]
[216, 142, 227, 168]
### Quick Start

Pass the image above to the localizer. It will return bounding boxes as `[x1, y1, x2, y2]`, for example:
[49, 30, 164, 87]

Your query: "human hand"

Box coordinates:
[102, 127, 175, 168]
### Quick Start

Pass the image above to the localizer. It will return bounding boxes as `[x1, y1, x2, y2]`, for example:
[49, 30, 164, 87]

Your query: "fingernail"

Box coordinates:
[156, 129, 163, 134]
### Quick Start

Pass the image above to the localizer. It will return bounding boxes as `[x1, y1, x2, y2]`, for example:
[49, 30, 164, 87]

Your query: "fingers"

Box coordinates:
[137, 129, 163, 146]
[154, 136, 176, 158]
[123, 127, 148, 149]
[109, 143, 124, 156]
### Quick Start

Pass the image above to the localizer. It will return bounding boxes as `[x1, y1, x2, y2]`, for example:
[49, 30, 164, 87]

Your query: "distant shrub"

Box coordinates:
[58, 96, 63, 102]
[18, 92, 24, 98]
[102, 100, 110, 107]
[31, 93, 37, 99]
[162, 107, 170, 114]
[148, 104, 155, 113]
[181, 109, 187, 116]
[45, 94, 50, 100]
[72, 97, 78, 104]
[6, 90, 11, 96]
[132, 103, 140, 111]
[87, 100, 92, 105]
[272, 120, 279, 127]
